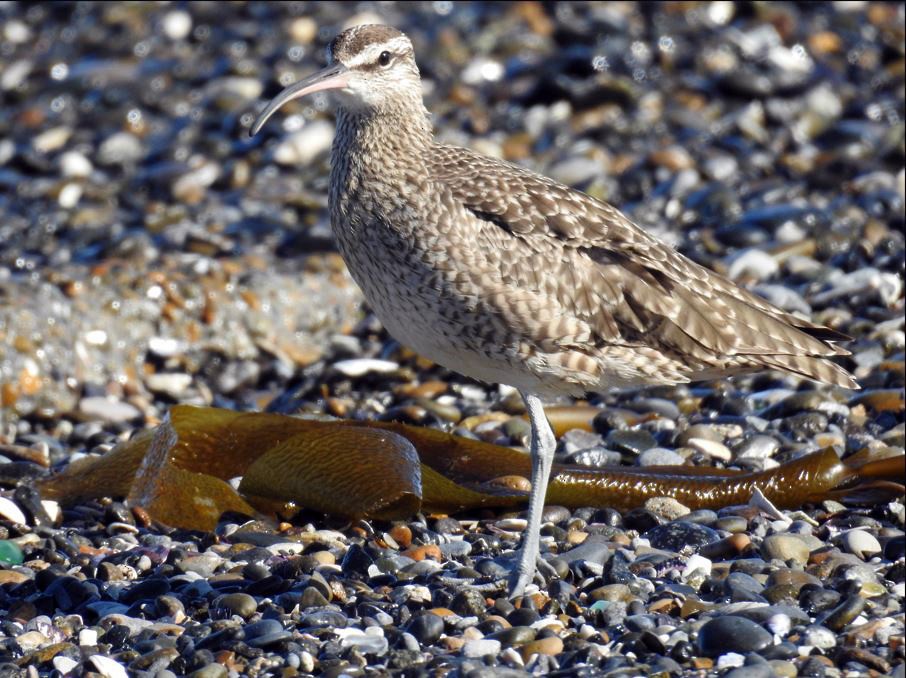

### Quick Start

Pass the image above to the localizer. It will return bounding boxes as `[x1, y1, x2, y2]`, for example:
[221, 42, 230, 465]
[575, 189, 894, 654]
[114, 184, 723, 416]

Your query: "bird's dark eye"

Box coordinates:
[378, 51, 392, 67]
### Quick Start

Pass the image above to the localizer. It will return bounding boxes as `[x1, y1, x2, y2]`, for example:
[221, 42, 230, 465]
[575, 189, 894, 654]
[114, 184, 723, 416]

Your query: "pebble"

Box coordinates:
[605, 429, 657, 454]
[97, 132, 143, 165]
[333, 358, 400, 377]
[818, 594, 866, 631]
[0, 497, 27, 524]
[727, 249, 779, 282]
[406, 613, 445, 644]
[162, 10, 193, 40]
[60, 151, 93, 178]
[696, 616, 773, 656]
[213, 593, 258, 619]
[463, 638, 501, 658]
[841, 529, 882, 559]
[760, 534, 811, 565]
[637, 447, 686, 466]
[644, 521, 721, 552]
[686, 437, 733, 461]
[89, 655, 129, 678]
[77, 397, 141, 423]
[520, 636, 564, 658]
[644, 496, 691, 520]
[801, 625, 837, 649]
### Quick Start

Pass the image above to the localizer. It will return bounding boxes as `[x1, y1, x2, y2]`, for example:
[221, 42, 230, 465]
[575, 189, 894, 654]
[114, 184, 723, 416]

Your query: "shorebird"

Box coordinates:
[250, 25, 857, 597]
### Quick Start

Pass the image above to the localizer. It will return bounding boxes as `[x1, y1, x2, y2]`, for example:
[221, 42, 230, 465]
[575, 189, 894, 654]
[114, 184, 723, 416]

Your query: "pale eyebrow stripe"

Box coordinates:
[345, 37, 412, 66]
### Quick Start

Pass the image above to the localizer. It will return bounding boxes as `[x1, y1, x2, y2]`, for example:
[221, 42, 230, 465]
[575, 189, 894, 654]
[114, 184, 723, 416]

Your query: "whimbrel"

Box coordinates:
[251, 25, 857, 597]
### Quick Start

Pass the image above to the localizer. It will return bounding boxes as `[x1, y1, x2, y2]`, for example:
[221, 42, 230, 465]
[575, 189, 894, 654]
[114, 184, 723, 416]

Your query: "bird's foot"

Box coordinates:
[507, 562, 535, 600]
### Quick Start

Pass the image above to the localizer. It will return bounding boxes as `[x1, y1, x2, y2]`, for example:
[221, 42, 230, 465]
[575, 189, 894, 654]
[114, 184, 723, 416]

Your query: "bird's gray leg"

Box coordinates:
[508, 391, 557, 598]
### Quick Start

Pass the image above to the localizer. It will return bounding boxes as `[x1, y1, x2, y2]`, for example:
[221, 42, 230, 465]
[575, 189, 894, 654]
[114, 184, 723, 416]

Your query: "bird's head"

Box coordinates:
[251, 24, 422, 135]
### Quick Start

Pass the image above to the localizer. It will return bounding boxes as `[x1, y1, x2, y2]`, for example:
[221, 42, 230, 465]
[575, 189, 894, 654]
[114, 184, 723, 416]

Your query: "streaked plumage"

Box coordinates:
[252, 24, 857, 597]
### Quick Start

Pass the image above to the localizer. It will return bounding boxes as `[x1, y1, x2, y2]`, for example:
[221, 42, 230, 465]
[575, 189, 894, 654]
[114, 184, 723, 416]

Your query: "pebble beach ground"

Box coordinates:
[0, 2, 904, 677]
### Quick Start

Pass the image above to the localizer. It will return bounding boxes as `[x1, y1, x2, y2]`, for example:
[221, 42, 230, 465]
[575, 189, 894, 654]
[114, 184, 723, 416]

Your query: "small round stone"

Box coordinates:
[644, 496, 691, 520]
[818, 594, 866, 631]
[760, 534, 810, 565]
[644, 521, 721, 552]
[450, 589, 487, 617]
[462, 638, 501, 658]
[696, 616, 773, 656]
[213, 593, 258, 619]
[488, 625, 536, 646]
[841, 530, 882, 559]
[801, 625, 836, 649]
[406, 613, 444, 645]
[520, 636, 564, 658]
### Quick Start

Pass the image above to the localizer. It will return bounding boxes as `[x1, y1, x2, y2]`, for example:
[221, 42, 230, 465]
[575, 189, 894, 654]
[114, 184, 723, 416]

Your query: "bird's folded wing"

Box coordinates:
[431, 144, 855, 389]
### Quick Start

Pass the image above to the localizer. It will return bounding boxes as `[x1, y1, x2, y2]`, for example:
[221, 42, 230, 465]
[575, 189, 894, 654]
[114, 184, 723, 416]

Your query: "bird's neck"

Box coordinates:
[332, 104, 433, 181]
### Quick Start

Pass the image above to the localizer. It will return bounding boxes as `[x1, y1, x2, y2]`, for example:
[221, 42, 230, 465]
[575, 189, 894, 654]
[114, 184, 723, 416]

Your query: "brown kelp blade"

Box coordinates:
[126, 413, 259, 530]
[37, 405, 904, 531]
[239, 426, 423, 520]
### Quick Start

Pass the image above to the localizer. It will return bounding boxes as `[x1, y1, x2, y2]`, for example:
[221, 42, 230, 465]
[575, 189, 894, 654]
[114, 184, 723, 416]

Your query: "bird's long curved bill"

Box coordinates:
[250, 63, 349, 136]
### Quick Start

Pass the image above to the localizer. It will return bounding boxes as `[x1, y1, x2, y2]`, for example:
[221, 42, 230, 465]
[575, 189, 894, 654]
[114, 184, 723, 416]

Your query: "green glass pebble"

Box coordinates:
[0, 540, 24, 565]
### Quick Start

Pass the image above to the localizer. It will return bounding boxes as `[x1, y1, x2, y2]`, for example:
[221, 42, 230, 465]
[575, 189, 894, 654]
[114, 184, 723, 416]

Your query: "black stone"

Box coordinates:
[450, 588, 486, 617]
[120, 578, 172, 604]
[695, 616, 773, 656]
[884, 535, 905, 561]
[340, 543, 374, 576]
[817, 594, 866, 631]
[643, 521, 721, 553]
[605, 429, 656, 454]
[405, 613, 444, 644]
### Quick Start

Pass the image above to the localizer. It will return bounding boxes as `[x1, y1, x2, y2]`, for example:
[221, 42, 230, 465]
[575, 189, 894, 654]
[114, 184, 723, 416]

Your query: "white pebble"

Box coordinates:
[162, 10, 192, 41]
[274, 120, 335, 165]
[801, 625, 836, 649]
[53, 656, 79, 674]
[40, 500, 60, 524]
[0, 497, 27, 524]
[0, 138, 13, 164]
[334, 627, 388, 655]
[682, 554, 712, 579]
[332, 358, 399, 377]
[60, 150, 93, 178]
[58, 183, 82, 209]
[78, 397, 141, 423]
[33, 126, 72, 154]
[766, 612, 791, 636]
[715, 652, 745, 669]
[1, 59, 32, 90]
[84, 330, 108, 346]
[147, 336, 187, 358]
[687, 437, 732, 461]
[89, 655, 128, 678]
[98, 131, 143, 165]
[727, 248, 779, 281]
[172, 160, 221, 201]
[79, 628, 98, 646]
[501, 647, 525, 667]
[299, 651, 315, 673]
[463, 638, 501, 658]
[4, 19, 32, 44]
[842, 529, 882, 560]
[145, 373, 193, 397]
